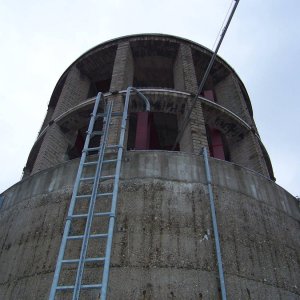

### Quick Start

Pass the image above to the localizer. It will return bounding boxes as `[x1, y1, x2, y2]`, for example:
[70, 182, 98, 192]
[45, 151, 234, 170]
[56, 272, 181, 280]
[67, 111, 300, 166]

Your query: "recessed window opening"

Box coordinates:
[77, 45, 117, 98]
[131, 40, 178, 89]
[67, 119, 103, 160]
[87, 78, 112, 98]
[133, 57, 174, 88]
[192, 49, 228, 103]
[199, 76, 217, 102]
[206, 125, 230, 161]
[127, 112, 179, 151]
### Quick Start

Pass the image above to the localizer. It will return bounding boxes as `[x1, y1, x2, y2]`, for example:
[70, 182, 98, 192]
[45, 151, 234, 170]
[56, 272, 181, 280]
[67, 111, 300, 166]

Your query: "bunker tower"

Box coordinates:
[0, 34, 299, 299]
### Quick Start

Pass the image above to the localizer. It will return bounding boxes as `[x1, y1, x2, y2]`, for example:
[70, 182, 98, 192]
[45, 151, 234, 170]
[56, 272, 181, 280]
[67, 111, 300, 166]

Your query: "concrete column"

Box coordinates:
[215, 74, 252, 124]
[52, 66, 90, 119]
[108, 41, 134, 147]
[215, 73, 269, 177]
[174, 43, 208, 153]
[230, 131, 269, 177]
[31, 67, 90, 174]
[38, 106, 54, 135]
[110, 41, 134, 92]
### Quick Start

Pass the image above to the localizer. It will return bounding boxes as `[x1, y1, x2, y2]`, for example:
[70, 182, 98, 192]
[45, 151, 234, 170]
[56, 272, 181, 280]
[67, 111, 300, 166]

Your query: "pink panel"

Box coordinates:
[211, 129, 225, 160]
[204, 90, 215, 102]
[135, 112, 150, 150]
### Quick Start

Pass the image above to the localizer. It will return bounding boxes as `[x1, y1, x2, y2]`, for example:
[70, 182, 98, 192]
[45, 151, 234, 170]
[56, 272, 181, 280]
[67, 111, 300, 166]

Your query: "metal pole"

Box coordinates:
[172, 0, 240, 150]
[202, 147, 227, 300]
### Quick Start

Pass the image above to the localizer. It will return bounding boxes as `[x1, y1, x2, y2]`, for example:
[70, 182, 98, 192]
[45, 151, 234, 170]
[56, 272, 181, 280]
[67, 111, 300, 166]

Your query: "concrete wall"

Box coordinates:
[1, 151, 299, 299]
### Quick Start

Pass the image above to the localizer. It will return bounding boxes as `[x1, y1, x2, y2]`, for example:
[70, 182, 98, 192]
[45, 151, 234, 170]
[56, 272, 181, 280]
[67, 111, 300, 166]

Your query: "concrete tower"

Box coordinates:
[0, 34, 299, 299]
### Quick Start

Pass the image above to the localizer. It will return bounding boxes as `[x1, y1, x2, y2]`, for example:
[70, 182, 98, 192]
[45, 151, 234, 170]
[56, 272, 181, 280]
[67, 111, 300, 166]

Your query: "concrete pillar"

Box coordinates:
[230, 131, 269, 177]
[215, 74, 252, 124]
[108, 41, 134, 147]
[52, 67, 90, 119]
[174, 43, 208, 153]
[110, 41, 134, 92]
[31, 67, 90, 173]
[215, 74, 269, 177]
[38, 106, 54, 135]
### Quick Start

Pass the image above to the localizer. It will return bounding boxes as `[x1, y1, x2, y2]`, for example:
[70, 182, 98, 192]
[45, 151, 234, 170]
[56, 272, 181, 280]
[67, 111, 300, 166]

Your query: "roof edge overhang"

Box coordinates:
[48, 33, 252, 114]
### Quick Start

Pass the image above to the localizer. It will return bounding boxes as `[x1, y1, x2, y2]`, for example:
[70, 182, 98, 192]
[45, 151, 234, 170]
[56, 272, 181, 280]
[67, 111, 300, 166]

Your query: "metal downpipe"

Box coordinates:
[202, 147, 227, 300]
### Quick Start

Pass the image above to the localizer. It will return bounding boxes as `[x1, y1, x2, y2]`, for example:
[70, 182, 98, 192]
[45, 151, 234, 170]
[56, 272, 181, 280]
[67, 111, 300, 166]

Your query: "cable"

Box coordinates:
[172, 0, 240, 151]
[212, 0, 235, 50]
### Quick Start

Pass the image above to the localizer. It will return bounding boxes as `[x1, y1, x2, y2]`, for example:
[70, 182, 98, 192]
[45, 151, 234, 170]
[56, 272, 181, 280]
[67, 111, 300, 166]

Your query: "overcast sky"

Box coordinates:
[0, 0, 299, 196]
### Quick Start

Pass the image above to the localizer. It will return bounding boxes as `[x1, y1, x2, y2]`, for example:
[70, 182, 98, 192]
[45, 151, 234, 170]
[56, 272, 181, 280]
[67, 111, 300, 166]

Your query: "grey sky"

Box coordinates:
[0, 0, 299, 196]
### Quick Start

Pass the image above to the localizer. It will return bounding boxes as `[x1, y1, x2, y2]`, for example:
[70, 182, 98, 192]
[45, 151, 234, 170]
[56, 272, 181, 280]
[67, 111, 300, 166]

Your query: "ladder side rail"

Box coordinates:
[49, 92, 104, 300]
[202, 147, 227, 300]
[72, 102, 114, 300]
[100, 87, 150, 300]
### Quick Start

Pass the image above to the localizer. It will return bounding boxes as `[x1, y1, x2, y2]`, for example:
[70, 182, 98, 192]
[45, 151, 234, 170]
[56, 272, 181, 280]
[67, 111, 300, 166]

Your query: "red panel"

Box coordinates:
[204, 90, 215, 102]
[211, 129, 225, 160]
[75, 130, 84, 152]
[135, 112, 150, 150]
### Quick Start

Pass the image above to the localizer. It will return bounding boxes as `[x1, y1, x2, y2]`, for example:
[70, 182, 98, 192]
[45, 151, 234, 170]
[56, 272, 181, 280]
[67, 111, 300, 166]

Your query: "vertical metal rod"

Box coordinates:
[172, 0, 240, 150]
[100, 87, 150, 300]
[49, 92, 104, 300]
[202, 147, 227, 300]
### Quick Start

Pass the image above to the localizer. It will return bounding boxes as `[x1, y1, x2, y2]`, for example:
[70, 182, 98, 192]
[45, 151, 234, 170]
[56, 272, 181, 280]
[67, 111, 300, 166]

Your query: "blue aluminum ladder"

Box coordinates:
[49, 88, 150, 300]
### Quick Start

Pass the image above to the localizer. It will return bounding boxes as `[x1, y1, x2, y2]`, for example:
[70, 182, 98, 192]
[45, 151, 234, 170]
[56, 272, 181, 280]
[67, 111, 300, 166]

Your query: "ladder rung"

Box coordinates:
[109, 112, 122, 117]
[103, 159, 118, 164]
[96, 113, 108, 118]
[83, 161, 98, 166]
[97, 112, 122, 118]
[84, 147, 100, 152]
[62, 257, 105, 264]
[100, 175, 115, 180]
[97, 192, 113, 197]
[106, 144, 123, 149]
[70, 213, 88, 218]
[80, 177, 95, 181]
[91, 131, 103, 136]
[70, 212, 112, 218]
[56, 285, 74, 290]
[76, 194, 92, 199]
[94, 211, 112, 217]
[83, 159, 117, 167]
[67, 233, 108, 240]
[81, 284, 102, 289]
[75, 193, 113, 200]
[56, 283, 102, 290]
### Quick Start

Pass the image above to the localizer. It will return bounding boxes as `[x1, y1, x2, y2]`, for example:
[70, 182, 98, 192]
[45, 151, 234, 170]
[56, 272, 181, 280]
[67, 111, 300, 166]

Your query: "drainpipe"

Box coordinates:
[202, 147, 227, 300]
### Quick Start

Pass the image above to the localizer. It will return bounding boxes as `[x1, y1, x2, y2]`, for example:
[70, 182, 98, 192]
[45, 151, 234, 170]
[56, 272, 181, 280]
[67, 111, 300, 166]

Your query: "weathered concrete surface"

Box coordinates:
[0, 151, 299, 299]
